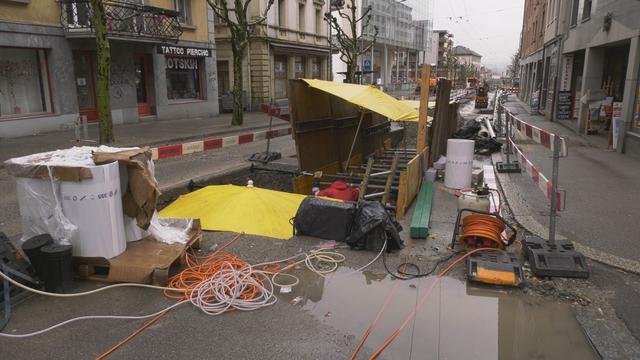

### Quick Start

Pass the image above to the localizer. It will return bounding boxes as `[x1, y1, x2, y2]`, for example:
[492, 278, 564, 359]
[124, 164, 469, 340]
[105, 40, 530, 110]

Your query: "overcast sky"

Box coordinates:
[432, 0, 525, 73]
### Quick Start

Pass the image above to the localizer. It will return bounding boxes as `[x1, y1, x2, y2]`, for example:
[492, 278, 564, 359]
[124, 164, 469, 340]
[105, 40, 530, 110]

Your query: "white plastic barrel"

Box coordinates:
[60, 161, 126, 258]
[444, 139, 475, 189]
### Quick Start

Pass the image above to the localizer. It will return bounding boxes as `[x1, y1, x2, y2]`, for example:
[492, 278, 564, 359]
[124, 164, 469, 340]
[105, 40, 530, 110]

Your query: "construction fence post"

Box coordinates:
[496, 108, 521, 173]
[548, 135, 561, 244]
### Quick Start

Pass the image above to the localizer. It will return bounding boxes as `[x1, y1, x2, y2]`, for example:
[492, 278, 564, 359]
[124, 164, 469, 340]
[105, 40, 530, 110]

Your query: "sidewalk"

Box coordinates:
[498, 95, 640, 267]
[0, 112, 288, 163]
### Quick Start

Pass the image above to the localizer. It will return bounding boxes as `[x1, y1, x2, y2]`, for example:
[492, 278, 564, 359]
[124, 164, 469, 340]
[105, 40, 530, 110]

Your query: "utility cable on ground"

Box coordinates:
[0, 232, 386, 339]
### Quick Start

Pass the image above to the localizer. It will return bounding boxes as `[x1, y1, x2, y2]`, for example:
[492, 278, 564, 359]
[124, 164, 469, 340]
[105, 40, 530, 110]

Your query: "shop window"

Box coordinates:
[274, 56, 287, 99]
[217, 60, 230, 94]
[294, 56, 305, 78]
[166, 57, 202, 100]
[0, 48, 52, 118]
[174, 0, 192, 25]
[278, 0, 286, 27]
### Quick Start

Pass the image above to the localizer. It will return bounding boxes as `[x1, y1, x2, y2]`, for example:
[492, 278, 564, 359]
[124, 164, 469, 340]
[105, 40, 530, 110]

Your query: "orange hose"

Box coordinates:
[95, 311, 168, 360]
[459, 214, 506, 250]
[348, 238, 415, 360]
[366, 248, 503, 360]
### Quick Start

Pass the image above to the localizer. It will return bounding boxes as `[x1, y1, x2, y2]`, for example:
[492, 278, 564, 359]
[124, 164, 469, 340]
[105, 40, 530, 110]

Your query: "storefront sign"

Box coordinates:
[157, 45, 211, 57]
[166, 57, 199, 70]
[560, 55, 573, 91]
[556, 91, 572, 120]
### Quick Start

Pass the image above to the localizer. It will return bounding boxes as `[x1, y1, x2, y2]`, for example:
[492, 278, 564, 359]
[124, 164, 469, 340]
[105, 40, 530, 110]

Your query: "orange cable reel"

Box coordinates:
[459, 214, 508, 250]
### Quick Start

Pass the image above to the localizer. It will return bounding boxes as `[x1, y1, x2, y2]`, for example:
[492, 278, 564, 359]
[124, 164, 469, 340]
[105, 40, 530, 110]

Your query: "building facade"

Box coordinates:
[330, 0, 433, 86]
[518, 0, 546, 108]
[215, 0, 330, 109]
[452, 45, 482, 70]
[561, 0, 640, 157]
[420, 31, 439, 68]
[519, 0, 640, 158]
[0, 0, 219, 138]
[434, 30, 453, 78]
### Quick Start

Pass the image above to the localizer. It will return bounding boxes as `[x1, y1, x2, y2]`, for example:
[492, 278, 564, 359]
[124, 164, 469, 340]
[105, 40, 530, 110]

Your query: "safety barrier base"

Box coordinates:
[524, 236, 590, 278]
[495, 161, 522, 173]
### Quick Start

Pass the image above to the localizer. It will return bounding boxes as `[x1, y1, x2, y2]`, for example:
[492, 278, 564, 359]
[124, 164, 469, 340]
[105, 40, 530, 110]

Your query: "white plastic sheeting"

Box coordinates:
[444, 139, 475, 189]
[8, 146, 192, 259]
[59, 161, 126, 258]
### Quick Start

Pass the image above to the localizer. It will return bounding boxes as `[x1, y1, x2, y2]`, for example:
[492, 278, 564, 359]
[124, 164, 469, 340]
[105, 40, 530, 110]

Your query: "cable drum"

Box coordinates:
[459, 214, 507, 250]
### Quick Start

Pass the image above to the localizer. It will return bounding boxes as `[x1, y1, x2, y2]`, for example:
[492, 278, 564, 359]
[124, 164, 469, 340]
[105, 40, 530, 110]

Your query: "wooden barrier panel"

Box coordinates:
[396, 146, 429, 220]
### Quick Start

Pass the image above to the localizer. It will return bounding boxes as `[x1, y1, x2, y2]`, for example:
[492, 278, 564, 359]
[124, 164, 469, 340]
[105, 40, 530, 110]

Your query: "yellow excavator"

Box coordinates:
[475, 83, 489, 109]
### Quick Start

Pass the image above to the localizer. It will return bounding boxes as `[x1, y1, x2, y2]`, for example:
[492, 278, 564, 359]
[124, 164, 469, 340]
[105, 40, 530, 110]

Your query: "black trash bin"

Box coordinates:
[21, 234, 54, 279]
[40, 244, 74, 293]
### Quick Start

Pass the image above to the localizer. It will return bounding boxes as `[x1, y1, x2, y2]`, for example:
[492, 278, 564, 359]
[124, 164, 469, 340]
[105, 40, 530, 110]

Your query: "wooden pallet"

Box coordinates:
[73, 222, 202, 286]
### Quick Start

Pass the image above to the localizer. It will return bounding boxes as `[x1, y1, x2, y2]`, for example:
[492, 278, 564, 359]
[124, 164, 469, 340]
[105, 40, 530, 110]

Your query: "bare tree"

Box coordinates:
[325, 0, 378, 84]
[90, 0, 114, 143]
[506, 50, 520, 78]
[459, 63, 478, 85]
[207, 0, 274, 125]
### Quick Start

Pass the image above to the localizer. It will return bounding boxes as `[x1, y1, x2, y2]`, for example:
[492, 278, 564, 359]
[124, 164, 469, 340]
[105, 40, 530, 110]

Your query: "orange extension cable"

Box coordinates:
[459, 214, 507, 250]
[361, 248, 503, 360]
[348, 238, 416, 360]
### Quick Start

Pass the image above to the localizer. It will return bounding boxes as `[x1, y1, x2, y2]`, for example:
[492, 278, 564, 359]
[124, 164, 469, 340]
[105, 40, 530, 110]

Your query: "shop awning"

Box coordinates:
[301, 79, 419, 121]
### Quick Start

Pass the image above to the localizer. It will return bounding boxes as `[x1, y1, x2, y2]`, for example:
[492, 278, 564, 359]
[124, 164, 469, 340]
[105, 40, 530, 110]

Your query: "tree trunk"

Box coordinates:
[91, 0, 114, 143]
[346, 63, 357, 84]
[231, 46, 244, 126]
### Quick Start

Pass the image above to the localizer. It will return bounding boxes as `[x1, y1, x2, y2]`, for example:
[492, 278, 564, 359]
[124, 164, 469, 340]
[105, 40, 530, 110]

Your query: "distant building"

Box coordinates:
[452, 45, 482, 70]
[420, 31, 440, 68]
[331, 0, 434, 85]
[434, 30, 454, 77]
[518, 0, 546, 108]
[215, 0, 330, 109]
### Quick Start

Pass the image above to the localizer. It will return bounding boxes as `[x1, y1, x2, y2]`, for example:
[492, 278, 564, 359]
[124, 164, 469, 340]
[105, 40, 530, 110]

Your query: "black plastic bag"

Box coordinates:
[347, 201, 404, 251]
[293, 197, 356, 241]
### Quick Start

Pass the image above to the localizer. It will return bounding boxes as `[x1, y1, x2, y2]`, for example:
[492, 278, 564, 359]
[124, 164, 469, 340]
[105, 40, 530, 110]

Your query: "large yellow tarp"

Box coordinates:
[399, 100, 434, 123]
[159, 185, 306, 240]
[302, 79, 419, 121]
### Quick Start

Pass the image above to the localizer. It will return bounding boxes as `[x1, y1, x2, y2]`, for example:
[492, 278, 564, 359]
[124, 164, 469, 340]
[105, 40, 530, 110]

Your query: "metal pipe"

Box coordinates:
[318, 181, 397, 191]
[364, 192, 385, 199]
[483, 116, 496, 138]
[370, 170, 391, 177]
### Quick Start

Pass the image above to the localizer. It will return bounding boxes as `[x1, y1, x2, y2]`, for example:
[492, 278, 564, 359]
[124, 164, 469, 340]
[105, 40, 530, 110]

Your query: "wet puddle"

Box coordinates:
[283, 268, 598, 360]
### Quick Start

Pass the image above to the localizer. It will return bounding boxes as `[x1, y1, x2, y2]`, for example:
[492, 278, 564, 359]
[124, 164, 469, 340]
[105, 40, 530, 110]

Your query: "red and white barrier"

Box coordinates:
[150, 127, 292, 160]
[508, 138, 562, 209]
[507, 112, 567, 156]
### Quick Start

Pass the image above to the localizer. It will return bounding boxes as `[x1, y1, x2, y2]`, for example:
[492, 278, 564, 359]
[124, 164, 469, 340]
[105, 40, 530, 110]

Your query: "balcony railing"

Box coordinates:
[59, 0, 183, 41]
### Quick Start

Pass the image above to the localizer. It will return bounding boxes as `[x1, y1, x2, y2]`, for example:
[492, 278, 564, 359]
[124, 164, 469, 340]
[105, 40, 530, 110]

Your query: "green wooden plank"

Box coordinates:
[410, 181, 435, 239]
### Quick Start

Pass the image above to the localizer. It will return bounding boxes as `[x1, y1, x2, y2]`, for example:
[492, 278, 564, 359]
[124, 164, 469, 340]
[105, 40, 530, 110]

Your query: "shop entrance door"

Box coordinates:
[135, 54, 152, 116]
[72, 51, 97, 122]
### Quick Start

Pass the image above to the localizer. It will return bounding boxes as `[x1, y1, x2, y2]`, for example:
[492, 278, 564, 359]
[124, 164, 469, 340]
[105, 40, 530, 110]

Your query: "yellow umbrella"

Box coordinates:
[398, 100, 434, 123]
[159, 185, 306, 240]
[301, 79, 419, 121]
